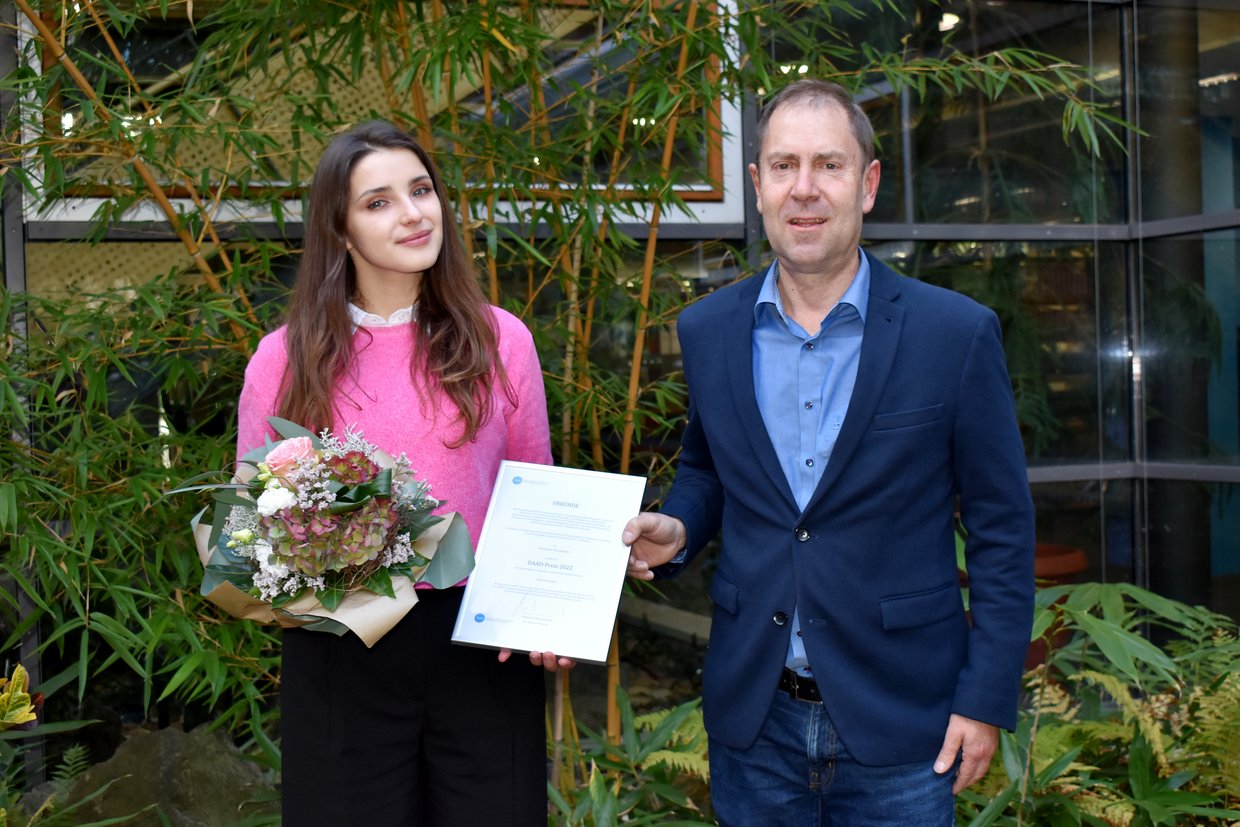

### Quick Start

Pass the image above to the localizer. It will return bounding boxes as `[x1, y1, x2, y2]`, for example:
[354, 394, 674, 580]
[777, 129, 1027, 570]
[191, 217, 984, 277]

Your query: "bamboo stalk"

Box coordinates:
[620, 0, 699, 474]
[607, 1, 701, 744]
[481, 0, 500, 305]
[590, 69, 640, 747]
[422, 0, 479, 272]
[80, 0, 256, 324]
[393, 3, 436, 149]
[15, 0, 250, 342]
[585, 71, 639, 438]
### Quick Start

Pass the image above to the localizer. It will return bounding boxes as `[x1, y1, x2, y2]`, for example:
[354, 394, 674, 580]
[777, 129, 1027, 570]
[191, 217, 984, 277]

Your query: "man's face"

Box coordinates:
[748, 100, 881, 281]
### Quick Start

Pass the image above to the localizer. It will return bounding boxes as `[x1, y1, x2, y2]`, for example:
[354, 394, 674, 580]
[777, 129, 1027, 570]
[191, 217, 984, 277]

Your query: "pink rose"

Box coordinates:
[265, 436, 315, 479]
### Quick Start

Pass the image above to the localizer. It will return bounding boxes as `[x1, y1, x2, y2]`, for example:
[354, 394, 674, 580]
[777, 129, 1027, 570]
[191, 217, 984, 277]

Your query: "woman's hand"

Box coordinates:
[498, 648, 576, 672]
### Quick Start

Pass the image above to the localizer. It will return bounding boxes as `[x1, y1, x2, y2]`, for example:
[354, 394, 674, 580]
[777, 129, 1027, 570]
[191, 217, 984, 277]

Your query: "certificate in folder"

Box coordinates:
[451, 461, 647, 664]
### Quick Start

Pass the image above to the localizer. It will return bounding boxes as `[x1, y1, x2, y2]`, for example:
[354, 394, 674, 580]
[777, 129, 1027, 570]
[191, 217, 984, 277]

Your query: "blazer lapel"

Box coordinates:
[805, 254, 905, 513]
[720, 276, 798, 511]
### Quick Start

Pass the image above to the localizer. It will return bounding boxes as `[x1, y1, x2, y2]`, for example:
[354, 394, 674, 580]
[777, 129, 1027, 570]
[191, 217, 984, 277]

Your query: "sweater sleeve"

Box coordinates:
[236, 328, 289, 462]
[493, 309, 553, 466]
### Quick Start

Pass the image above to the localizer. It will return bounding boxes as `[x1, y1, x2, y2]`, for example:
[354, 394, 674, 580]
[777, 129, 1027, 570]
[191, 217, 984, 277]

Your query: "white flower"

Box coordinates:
[252, 539, 275, 563]
[255, 545, 286, 577]
[256, 484, 298, 516]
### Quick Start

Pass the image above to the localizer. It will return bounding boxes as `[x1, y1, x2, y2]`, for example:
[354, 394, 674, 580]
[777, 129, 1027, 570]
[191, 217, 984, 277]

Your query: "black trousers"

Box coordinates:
[279, 587, 547, 826]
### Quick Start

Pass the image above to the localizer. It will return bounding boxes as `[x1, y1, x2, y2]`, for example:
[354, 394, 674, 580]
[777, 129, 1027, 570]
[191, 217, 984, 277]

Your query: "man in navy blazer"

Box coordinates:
[623, 80, 1035, 824]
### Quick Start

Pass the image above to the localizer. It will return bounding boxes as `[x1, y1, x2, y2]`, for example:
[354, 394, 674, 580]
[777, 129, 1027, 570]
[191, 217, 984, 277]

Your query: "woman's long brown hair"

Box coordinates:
[278, 121, 507, 447]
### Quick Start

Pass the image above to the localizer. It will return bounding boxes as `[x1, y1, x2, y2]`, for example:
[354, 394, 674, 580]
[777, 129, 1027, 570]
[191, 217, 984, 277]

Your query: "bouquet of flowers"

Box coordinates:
[179, 417, 473, 646]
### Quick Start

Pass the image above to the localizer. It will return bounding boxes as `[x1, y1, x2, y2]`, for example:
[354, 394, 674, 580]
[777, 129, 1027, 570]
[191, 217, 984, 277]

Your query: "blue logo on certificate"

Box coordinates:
[512, 476, 523, 485]
[474, 613, 486, 623]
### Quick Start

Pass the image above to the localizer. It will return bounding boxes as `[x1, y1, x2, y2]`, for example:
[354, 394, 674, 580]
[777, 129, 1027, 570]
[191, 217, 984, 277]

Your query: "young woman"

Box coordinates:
[237, 121, 568, 825]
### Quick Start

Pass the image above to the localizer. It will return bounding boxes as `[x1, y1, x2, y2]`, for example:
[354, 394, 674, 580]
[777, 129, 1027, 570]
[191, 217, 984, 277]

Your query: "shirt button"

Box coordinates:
[804, 342, 814, 350]
[805, 458, 814, 467]
[804, 401, 814, 409]
[795, 528, 810, 542]
[772, 611, 788, 626]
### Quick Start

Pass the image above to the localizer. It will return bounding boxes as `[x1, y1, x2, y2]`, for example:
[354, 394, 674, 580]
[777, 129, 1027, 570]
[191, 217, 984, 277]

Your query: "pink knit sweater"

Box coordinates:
[236, 306, 553, 549]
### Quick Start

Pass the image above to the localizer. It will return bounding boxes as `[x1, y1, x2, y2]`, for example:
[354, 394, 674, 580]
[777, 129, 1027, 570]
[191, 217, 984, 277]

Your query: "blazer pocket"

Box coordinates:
[709, 574, 739, 616]
[880, 582, 962, 631]
[872, 403, 944, 431]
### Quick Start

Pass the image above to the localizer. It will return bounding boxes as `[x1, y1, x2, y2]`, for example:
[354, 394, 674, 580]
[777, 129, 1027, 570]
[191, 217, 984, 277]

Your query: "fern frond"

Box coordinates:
[1072, 670, 1173, 774]
[51, 744, 91, 786]
[642, 749, 710, 781]
[635, 707, 674, 731]
[1185, 672, 1240, 798]
[636, 704, 707, 750]
[1026, 668, 1078, 719]
[1075, 786, 1136, 827]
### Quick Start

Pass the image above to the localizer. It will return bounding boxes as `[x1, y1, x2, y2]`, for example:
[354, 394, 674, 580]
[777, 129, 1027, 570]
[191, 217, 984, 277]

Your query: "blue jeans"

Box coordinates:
[709, 690, 956, 827]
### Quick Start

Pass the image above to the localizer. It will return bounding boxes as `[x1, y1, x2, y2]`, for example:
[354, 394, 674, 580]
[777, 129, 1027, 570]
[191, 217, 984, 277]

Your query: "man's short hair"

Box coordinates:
[754, 79, 877, 168]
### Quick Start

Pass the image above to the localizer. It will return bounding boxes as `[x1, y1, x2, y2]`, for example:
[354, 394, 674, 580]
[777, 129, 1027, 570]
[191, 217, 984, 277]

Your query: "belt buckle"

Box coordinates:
[783, 669, 820, 703]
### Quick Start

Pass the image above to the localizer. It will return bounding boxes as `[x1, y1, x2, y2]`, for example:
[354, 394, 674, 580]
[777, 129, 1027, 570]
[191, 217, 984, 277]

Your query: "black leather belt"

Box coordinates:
[778, 668, 822, 703]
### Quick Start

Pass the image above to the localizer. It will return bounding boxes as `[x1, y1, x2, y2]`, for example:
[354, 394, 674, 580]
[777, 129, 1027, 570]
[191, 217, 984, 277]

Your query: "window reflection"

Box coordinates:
[1138, 3, 1240, 220]
[766, 0, 1125, 224]
[1147, 480, 1239, 621]
[1141, 231, 1239, 464]
[1031, 478, 1136, 586]
[870, 239, 1129, 462]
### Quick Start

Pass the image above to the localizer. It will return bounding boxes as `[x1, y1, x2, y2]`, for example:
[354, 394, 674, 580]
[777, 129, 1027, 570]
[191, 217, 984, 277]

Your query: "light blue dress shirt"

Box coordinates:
[752, 252, 870, 676]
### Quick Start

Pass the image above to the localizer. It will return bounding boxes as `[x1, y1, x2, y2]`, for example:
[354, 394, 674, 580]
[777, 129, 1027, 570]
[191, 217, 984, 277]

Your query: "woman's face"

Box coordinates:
[344, 147, 444, 292]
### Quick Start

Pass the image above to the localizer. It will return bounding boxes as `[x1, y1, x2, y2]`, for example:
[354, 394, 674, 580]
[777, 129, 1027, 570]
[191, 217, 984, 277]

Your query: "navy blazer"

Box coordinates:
[659, 252, 1035, 767]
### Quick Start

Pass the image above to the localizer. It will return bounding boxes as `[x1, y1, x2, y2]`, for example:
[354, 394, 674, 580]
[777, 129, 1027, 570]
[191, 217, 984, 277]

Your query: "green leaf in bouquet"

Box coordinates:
[404, 512, 445, 538]
[365, 567, 396, 599]
[205, 561, 256, 584]
[240, 442, 275, 465]
[316, 581, 347, 611]
[326, 497, 367, 515]
[420, 512, 474, 589]
[267, 416, 321, 442]
[193, 503, 249, 582]
[328, 469, 394, 515]
[366, 467, 393, 497]
[202, 552, 257, 596]
[388, 552, 431, 583]
[212, 489, 255, 508]
[166, 472, 246, 495]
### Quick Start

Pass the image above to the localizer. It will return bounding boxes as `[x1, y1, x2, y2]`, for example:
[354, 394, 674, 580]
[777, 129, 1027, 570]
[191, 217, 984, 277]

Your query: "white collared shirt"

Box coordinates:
[347, 303, 416, 328]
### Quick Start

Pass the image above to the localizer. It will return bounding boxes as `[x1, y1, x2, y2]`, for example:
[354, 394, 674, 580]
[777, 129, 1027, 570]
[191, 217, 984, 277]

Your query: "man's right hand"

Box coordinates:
[621, 513, 688, 580]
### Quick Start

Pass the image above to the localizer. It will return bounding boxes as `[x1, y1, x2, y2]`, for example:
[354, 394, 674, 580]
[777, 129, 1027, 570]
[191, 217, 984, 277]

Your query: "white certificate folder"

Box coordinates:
[452, 461, 647, 664]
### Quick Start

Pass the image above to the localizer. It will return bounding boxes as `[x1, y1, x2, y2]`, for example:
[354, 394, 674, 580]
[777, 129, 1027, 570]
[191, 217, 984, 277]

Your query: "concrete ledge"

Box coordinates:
[619, 594, 712, 646]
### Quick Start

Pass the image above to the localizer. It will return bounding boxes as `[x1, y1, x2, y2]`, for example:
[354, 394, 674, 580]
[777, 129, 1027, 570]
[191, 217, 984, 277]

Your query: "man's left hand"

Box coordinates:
[933, 713, 998, 794]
